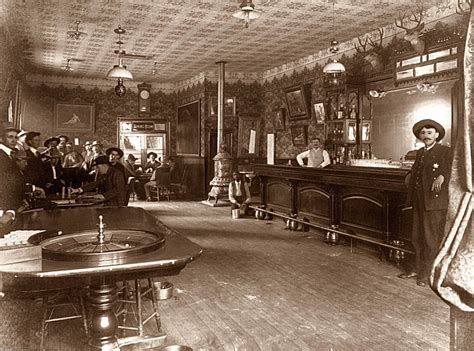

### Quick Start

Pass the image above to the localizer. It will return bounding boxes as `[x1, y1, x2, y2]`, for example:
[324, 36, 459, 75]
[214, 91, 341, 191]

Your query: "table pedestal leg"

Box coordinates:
[88, 283, 119, 350]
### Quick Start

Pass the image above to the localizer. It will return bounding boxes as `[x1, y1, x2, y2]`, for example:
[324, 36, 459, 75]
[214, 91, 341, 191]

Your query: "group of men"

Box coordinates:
[0, 123, 149, 227]
[1, 118, 452, 287]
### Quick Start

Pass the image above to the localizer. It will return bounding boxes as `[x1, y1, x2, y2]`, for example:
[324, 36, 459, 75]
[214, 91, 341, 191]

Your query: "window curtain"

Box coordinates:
[431, 6, 474, 311]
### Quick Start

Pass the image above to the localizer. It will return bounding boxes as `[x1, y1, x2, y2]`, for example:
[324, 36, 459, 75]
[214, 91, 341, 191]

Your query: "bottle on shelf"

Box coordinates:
[337, 103, 345, 119]
[349, 105, 357, 119]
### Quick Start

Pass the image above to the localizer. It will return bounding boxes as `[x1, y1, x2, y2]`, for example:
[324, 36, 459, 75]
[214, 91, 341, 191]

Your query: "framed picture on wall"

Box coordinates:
[291, 125, 308, 146]
[313, 103, 325, 124]
[238, 116, 260, 157]
[177, 100, 200, 156]
[273, 108, 286, 131]
[210, 96, 236, 116]
[55, 103, 95, 133]
[285, 86, 308, 120]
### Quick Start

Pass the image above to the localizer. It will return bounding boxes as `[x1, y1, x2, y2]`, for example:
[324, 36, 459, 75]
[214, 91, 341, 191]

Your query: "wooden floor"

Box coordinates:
[139, 200, 450, 351]
[8, 200, 450, 350]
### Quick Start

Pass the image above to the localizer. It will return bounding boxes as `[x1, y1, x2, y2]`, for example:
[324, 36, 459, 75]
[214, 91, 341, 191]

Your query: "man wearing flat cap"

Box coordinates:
[399, 119, 452, 287]
[74, 155, 128, 206]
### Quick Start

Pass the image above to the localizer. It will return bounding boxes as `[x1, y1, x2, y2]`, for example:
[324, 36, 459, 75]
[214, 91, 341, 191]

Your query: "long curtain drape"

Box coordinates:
[431, 6, 474, 312]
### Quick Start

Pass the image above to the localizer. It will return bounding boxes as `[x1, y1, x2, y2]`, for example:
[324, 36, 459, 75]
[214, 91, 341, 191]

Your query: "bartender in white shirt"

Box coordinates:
[296, 137, 330, 168]
[228, 171, 251, 216]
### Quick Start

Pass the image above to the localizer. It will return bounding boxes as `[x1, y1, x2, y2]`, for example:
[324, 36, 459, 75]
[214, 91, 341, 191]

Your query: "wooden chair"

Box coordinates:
[39, 288, 89, 349]
[116, 279, 161, 336]
[150, 172, 171, 202]
[125, 177, 136, 205]
[170, 165, 188, 198]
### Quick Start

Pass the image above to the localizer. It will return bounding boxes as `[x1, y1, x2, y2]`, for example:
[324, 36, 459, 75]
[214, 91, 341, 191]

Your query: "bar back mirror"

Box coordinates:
[370, 80, 455, 161]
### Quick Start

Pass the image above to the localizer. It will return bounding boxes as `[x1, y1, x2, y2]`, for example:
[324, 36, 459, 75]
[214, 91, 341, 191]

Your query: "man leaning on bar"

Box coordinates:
[296, 137, 330, 168]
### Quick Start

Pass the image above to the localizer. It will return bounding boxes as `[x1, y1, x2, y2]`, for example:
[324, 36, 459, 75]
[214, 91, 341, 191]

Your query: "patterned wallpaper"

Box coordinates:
[21, 84, 174, 151]
[0, 24, 25, 122]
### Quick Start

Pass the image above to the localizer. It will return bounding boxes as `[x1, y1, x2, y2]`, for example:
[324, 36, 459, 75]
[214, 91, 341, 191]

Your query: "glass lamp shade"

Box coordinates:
[232, 9, 260, 20]
[323, 59, 346, 74]
[107, 58, 133, 80]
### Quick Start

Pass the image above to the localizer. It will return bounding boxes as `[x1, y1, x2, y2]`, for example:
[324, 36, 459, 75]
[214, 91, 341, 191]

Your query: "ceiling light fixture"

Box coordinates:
[107, 25, 133, 97]
[233, 0, 260, 28]
[323, 1, 346, 77]
[63, 58, 74, 72]
[368, 89, 387, 98]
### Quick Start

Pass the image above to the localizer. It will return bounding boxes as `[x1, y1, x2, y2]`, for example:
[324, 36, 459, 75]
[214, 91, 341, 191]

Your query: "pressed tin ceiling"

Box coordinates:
[2, 0, 444, 83]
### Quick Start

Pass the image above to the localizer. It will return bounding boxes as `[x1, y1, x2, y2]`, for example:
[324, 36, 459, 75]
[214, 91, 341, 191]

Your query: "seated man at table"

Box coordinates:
[144, 157, 171, 201]
[43, 148, 65, 195]
[124, 154, 142, 178]
[228, 171, 252, 216]
[72, 155, 127, 206]
[144, 152, 160, 173]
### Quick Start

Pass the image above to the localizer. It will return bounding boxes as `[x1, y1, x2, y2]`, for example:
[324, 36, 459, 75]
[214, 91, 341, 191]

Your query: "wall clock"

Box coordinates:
[138, 83, 151, 116]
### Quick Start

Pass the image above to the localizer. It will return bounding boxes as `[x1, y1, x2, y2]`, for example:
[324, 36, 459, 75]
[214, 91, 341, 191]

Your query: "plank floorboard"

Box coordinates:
[134, 200, 450, 351]
[28, 200, 450, 350]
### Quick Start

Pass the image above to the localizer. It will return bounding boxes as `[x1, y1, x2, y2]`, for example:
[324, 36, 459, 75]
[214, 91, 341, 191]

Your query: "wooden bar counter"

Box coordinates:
[253, 164, 412, 245]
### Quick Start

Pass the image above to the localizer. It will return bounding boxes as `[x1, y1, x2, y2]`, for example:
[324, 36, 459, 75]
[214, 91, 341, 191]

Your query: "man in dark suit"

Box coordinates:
[43, 148, 64, 195]
[24, 131, 46, 188]
[0, 123, 25, 230]
[399, 119, 452, 287]
[74, 155, 128, 206]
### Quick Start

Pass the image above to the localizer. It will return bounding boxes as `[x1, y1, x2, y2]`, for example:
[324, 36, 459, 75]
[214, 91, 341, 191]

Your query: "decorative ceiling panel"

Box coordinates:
[2, 0, 447, 83]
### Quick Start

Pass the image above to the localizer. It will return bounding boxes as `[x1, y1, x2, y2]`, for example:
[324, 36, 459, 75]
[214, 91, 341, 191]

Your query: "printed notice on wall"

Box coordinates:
[267, 133, 275, 165]
[249, 129, 256, 154]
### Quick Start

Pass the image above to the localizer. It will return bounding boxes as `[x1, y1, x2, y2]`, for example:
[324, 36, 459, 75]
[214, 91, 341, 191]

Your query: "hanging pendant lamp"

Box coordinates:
[323, 2, 346, 75]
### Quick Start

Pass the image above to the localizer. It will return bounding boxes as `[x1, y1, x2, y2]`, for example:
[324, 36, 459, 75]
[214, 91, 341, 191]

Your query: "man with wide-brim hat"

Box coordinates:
[106, 147, 126, 183]
[72, 155, 128, 206]
[145, 151, 160, 173]
[398, 118, 452, 287]
[44, 136, 60, 148]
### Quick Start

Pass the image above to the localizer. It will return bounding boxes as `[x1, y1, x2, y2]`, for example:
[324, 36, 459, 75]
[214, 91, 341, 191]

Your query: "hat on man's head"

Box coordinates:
[84, 141, 91, 146]
[147, 152, 157, 159]
[44, 136, 61, 147]
[91, 155, 110, 167]
[127, 154, 137, 161]
[25, 131, 41, 144]
[0, 121, 20, 135]
[412, 119, 445, 141]
[91, 140, 102, 147]
[18, 130, 28, 138]
[106, 147, 124, 158]
[57, 135, 69, 142]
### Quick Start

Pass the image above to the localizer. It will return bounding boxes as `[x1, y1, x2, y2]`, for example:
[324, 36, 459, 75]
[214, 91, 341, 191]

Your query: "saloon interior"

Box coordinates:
[0, 0, 473, 350]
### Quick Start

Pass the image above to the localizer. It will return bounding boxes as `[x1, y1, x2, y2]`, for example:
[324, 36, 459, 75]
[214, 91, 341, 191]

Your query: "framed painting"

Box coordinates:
[285, 86, 308, 120]
[177, 100, 200, 156]
[210, 96, 236, 116]
[313, 103, 326, 124]
[238, 116, 260, 157]
[273, 108, 286, 131]
[291, 125, 308, 146]
[55, 103, 95, 133]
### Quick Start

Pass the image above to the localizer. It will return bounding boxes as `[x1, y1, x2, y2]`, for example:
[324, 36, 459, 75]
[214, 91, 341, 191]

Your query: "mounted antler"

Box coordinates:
[395, 6, 425, 55]
[354, 28, 384, 70]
